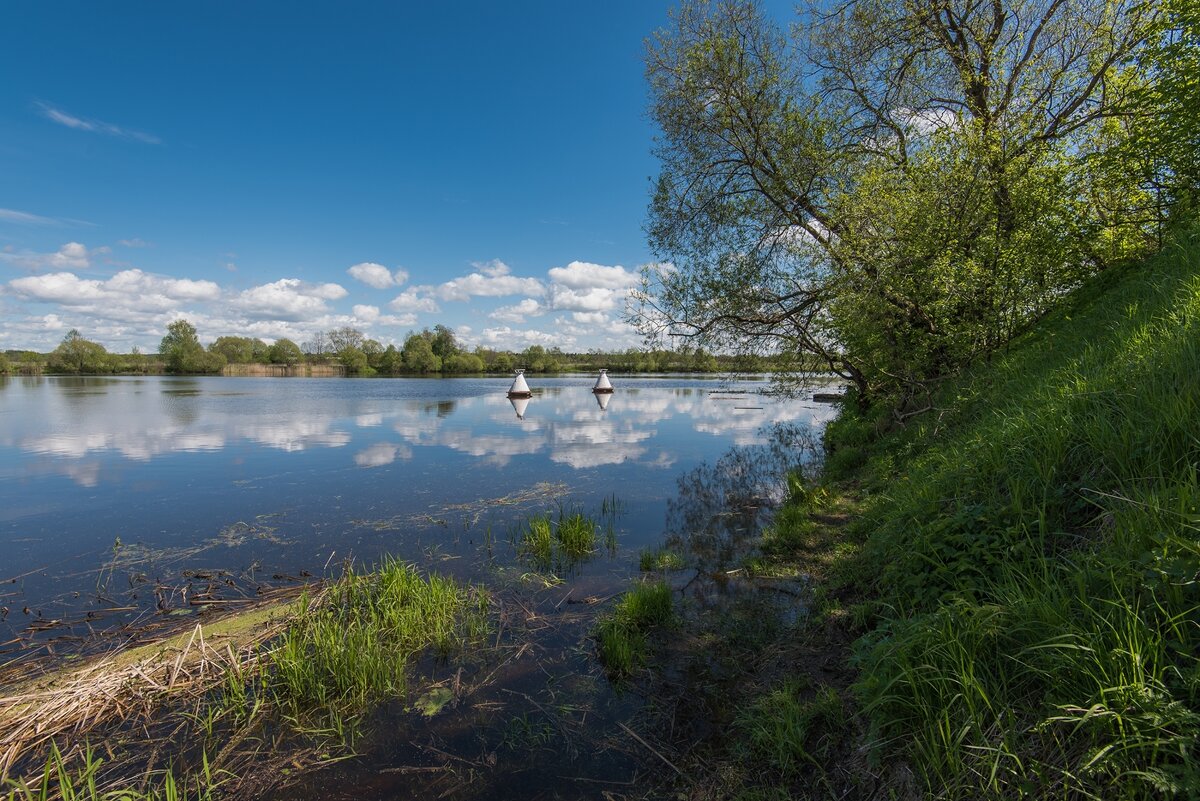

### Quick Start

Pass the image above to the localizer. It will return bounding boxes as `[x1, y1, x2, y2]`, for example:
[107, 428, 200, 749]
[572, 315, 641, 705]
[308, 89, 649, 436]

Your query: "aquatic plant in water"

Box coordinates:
[596, 581, 674, 678]
[518, 509, 600, 571]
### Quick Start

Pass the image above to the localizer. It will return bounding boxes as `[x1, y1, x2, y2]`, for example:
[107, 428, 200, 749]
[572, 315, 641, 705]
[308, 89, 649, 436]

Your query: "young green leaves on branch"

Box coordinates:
[638, 0, 1164, 408]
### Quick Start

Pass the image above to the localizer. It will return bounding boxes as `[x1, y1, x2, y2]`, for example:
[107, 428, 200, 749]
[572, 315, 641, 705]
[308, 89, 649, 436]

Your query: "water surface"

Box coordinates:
[0, 373, 836, 796]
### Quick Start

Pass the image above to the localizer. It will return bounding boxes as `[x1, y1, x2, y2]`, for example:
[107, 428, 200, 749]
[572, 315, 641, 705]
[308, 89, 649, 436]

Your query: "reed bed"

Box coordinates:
[0, 594, 306, 780]
[0, 559, 491, 800]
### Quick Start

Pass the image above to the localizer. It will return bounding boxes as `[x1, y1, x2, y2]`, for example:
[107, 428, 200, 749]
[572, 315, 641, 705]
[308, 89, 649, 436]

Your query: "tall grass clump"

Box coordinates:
[596, 581, 674, 678]
[270, 559, 488, 720]
[518, 509, 598, 571]
[837, 229, 1200, 797]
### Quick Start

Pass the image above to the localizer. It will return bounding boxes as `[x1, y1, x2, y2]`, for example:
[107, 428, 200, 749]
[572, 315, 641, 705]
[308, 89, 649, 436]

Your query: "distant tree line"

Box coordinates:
[0, 319, 820, 377]
[1, 330, 164, 375]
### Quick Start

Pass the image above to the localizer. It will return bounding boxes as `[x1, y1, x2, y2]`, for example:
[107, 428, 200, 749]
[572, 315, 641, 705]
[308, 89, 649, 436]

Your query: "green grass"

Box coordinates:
[734, 681, 844, 779]
[638, 547, 684, 572]
[3, 744, 218, 801]
[556, 512, 597, 559]
[6, 560, 489, 799]
[596, 581, 674, 678]
[518, 509, 599, 571]
[270, 559, 489, 720]
[520, 514, 554, 569]
[824, 228, 1200, 798]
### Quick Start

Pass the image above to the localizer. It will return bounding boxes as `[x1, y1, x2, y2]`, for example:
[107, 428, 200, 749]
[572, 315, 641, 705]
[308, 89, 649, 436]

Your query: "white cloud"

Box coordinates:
[546, 285, 620, 312]
[900, 106, 960, 135]
[0, 241, 100, 271]
[53, 242, 89, 268]
[536, 260, 642, 317]
[434, 259, 544, 302]
[571, 311, 608, 325]
[547, 261, 639, 290]
[376, 313, 418, 327]
[476, 325, 570, 350]
[388, 288, 439, 313]
[0, 208, 59, 226]
[353, 304, 380, 321]
[36, 101, 161, 144]
[8, 269, 221, 313]
[489, 298, 544, 323]
[476, 259, 510, 277]
[117, 238, 151, 248]
[347, 262, 408, 289]
[346, 305, 413, 328]
[232, 278, 347, 321]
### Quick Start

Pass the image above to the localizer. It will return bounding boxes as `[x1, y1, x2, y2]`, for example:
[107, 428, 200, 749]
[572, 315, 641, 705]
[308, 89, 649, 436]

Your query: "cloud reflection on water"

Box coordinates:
[5, 377, 839, 486]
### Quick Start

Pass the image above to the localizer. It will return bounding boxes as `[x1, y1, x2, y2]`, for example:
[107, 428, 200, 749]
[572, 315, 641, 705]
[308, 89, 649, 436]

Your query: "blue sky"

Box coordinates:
[0, 2, 790, 353]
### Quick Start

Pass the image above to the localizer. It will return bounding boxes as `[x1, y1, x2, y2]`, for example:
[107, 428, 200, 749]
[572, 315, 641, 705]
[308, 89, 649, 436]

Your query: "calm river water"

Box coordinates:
[0, 373, 836, 797]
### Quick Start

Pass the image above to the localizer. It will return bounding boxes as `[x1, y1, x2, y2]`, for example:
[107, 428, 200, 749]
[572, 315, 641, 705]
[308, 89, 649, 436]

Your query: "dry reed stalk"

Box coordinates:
[0, 587, 325, 780]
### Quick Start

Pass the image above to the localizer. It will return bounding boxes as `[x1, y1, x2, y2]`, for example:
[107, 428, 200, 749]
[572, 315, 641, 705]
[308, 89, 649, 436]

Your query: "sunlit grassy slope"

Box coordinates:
[825, 228, 1200, 798]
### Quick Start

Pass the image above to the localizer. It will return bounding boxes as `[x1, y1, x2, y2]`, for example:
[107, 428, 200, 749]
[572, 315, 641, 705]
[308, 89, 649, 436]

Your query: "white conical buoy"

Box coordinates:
[592, 369, 614, 394]
[510, 395, 531, 419]
[595, 391, 611, 411]
[507, 369, 532, 398]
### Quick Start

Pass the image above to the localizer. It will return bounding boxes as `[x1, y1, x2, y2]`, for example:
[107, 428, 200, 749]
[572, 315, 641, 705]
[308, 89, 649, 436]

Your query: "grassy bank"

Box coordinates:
[634, 228, 1200, 800]
[818, 229, 1200, 797]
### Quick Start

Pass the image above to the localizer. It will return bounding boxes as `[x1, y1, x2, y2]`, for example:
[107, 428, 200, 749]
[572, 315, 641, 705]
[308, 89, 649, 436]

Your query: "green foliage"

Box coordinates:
[270, 559, 488, 719]
[441, 351, 485, 373]
[5, 561, 489, 799]
[518, 510, 598, 571]
[520, 345, 561, 373]
[47, 329, 109, 374]
[595, 581, 674, 678]
[556, 512, 597, 559]
[400, 332, 441, 373]
[840, 231, 1200, 797]
[640, 0, 1162, 405]
[1114, 0, 1200, 224]
[208, 336, 264, 365]
[336, 346, 372, 375]
[429, 324, 457, 361]
[520, 514, 554, 570]
[160, 320, 224, 374]
[595, 615, 645, 679]
[376, 343, 402, 373]
[266, 338, 302, 365]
